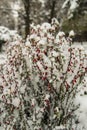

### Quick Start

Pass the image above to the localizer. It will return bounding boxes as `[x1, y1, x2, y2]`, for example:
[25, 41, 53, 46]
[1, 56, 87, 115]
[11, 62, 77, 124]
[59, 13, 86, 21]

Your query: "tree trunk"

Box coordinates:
[23, 0, 30, 38]
[49, 0, 56, 23]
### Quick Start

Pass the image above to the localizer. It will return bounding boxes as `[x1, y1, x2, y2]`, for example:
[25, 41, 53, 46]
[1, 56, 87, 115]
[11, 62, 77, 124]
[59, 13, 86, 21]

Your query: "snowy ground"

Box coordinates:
[0, 52, 6, 64]
[73, 42, 87, 130]
[0, 42, 87, 130]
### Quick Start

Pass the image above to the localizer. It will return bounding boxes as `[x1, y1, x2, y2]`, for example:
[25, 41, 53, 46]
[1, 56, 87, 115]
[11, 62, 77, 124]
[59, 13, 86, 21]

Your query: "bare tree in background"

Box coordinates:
[49, 0, 56, 23]
[0, 0, 15, 29]
[22, 0, 30, 38]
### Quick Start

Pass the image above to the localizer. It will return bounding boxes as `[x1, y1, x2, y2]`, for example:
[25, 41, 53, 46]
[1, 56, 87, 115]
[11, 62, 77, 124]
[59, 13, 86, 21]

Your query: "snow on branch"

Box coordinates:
[0, 18, 87, 130]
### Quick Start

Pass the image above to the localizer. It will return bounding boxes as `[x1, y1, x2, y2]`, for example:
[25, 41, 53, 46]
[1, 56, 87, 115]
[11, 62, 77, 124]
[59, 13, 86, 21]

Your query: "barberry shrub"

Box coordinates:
[0, 19, 87, 130]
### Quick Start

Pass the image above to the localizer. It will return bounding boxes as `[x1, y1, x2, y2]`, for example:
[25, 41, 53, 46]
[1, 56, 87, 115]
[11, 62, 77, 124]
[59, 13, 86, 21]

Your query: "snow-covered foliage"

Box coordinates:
[0, 19, 87, 130]
[69, 30, 75, 37]
[0, 26, 22, 57]
[0, 26, 21, 42]
[62, 0, 79, 19]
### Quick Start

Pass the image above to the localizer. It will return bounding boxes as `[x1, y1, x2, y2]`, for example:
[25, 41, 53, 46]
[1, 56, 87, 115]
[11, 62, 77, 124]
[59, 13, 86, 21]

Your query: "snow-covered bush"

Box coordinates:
[0, 18, 87, 130]
[0, 26, 22, 52]
[0, 26, 21, 42]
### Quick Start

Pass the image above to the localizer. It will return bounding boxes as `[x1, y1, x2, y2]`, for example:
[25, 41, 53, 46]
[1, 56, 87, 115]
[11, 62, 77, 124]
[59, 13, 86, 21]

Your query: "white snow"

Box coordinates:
[41, 22, 51, 31]
[53, 125, 66, 130]
[0, 26, 21, 42]
[0, 53, 7, 64]
[0, 24, 87, 130]
[12, 97, 20, 107]
[52, 50, 59, 57]
[57, 31, 65, 37]
[73, 43, 87, 130]
[62, 0, 78, 11]
[75, 82, 87, 129]
[62, 0, 70, 9]
[69, 30, 75, 37]
[44, 94, 50, 100]
[70, 0, 79, 11]
[62, 0, 79, 19]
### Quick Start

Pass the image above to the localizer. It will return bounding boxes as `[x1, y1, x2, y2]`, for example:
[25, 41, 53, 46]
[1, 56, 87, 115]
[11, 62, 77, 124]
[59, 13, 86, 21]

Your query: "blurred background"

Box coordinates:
[0, 0, 87, 41]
